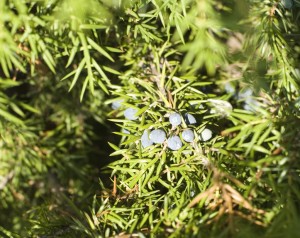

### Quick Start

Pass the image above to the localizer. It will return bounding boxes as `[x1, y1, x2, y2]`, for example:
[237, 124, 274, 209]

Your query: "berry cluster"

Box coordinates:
[142, 112, 213, 151]
[111, 100, 213, 151]
[224, 84, 259, 112]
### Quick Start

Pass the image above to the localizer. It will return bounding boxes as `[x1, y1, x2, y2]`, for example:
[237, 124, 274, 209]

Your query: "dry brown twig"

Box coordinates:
[188, 168, 265, 226]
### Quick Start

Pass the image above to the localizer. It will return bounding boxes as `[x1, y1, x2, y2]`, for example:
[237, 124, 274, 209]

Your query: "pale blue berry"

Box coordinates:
[208, 99, 233, 116]
[182, 129, 194, 142]
[224, 82, 235, 94]
[169, 113, 181, 126]
[238, 88, 253, 100]
[149, 129, 166, 144]
[141, 130, 153, 148]
[111, 99, 124, 109]
[122, 129, 130, 134]
[167, 136, 182, 151]
[199, 128, 212, 141]
[237, 88, 259, 112]
[124, 108, 138, 120]
[243, 98, 259, 112]
[185, 113, 196, 125]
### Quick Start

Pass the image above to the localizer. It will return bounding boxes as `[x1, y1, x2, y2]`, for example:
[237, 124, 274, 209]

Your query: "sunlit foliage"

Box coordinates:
[0, 0, 300, 237]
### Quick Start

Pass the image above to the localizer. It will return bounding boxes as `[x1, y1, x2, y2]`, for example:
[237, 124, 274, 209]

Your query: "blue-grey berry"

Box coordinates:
[111, 99, 124, 109]
[224, 82, 235, 94]
[167, 136, 182, 151]
[182, 129, 194, 142]
[238, 88, 253, 100]
[185, 113, 197, 125]
[149, 129, 166, 144]
[199, 128, 212, 141]
[208, 99, 233, 116]
[124, 108, 138, 120]
[122, 129, 130, 134]
[169, 113, 181, 127]
[243, 97, 259, 112]
[141, 130, 153, 148]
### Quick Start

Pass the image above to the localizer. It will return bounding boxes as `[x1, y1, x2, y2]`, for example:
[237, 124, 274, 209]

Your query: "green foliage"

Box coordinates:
[0, 0, 300, 237]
